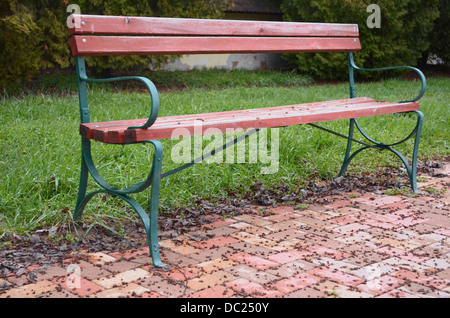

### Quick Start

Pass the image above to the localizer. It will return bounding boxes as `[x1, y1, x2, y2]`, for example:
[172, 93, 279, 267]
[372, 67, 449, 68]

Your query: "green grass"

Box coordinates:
[0, 69, 449, 239]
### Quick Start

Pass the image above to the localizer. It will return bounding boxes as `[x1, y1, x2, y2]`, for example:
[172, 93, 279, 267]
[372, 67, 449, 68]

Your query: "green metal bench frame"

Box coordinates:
[69, 15, 426, 268]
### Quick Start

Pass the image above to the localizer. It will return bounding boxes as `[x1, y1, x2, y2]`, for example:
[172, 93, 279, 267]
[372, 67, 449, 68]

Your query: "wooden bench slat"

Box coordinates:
[69, 36, 361, 56]
[80, 97, 375, 132]
[79, 98, 419, 144]
[80, 97, 373, 135]
[69, 14, 359, 37]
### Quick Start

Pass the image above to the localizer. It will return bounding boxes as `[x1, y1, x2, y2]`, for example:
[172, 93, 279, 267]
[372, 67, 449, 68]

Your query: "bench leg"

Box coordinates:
[338, 111, 424, 193]
[74, 151, 89, 219]
[143, 140, 165, 268]
[72, 139, 167, 268]
[338, 118, 356, 178]
[115, 189, 166, 268]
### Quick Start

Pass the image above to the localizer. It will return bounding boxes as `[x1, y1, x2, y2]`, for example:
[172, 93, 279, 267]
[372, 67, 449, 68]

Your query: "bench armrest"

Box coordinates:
[348, 53, 426, 103]
[82, 75, 160, 129]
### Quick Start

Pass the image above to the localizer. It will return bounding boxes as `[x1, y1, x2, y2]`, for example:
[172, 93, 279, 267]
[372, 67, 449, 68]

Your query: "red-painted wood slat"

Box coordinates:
[69, 35, 361, 56]
[69, 14, 359, 37]
[79, 98, 420, 144]
[80, 97, 375, 137]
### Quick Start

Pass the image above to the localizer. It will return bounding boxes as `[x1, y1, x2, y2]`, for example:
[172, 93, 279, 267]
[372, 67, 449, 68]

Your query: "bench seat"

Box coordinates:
[80, 97, 419, 144]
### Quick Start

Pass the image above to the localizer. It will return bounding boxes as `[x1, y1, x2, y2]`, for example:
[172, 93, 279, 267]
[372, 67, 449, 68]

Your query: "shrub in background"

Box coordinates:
[281, 0, 440, 80]
[0, 0, 228, 90]
[422, 0, 449, 65]
[1, 0, 445, 91]
[0, 2, 42, 90]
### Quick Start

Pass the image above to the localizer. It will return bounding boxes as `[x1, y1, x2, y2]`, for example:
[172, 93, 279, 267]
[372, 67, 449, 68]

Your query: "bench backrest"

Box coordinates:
[68, 14, 360, 56]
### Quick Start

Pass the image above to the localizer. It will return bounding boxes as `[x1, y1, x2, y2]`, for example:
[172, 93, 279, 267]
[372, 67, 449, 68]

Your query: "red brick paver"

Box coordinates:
[1, 168, 449, 299]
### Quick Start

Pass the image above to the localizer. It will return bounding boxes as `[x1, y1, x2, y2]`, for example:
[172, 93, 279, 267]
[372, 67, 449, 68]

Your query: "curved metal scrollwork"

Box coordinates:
[339, 111, 423, 192]
[337, 53, 426, 193]
[74, 57, 166, 267]
[73, 138, 166, 268]
[80, 139, 160, 196]
[347, 52, 426, 103]
[81, 74, 160, 130]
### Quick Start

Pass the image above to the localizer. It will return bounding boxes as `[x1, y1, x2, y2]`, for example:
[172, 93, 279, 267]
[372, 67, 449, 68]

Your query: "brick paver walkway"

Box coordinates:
[1, 164, 449, 299]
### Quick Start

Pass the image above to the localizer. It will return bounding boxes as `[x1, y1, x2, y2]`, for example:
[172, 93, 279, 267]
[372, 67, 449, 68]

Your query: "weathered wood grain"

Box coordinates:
[69, 35, 361, 56]
[69, 14, 359, 37]
[79, 98, 420, 144]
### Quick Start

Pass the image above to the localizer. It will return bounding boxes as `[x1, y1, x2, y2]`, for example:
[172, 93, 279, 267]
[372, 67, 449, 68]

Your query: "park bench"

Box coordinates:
[68, 14, 426, 267]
